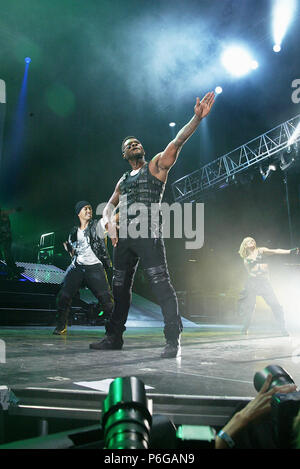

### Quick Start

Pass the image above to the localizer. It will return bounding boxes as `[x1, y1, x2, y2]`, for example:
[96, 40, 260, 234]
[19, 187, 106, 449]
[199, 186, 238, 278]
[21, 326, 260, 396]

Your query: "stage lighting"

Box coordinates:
[259, 163, 276, 181]
[24, 57, 31, 64]
[280, 151, 295, 171]
[169, 122, 176, 127]
[221, 46, 258, 77]
[272, 0, 296, 52]
[215, 86, 223, 94]
[288, 122, 300, 146]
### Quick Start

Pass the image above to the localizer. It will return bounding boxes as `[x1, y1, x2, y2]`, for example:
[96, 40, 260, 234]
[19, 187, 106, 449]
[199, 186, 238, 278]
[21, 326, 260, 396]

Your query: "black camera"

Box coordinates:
[254, 365, 300, 448]
[102, 376, 152, 449]
[102, 376, 216, 450]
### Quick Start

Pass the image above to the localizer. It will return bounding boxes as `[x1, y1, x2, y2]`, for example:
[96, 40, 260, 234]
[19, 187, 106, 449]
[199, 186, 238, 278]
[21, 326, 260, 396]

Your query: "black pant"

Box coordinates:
[0, 238, 18, 275]
[56, 262, 113, 323]
[238, 276, 286, 331]
[106, 236, 183, 342]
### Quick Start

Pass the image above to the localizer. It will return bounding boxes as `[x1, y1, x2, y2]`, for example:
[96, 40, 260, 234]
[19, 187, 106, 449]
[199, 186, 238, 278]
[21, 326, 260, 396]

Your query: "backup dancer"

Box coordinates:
[238, 236, 298, 335]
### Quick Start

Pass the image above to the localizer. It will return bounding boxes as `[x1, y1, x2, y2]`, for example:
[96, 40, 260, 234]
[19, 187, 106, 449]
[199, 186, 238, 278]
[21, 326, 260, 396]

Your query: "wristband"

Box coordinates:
[217, 430, 235, 448]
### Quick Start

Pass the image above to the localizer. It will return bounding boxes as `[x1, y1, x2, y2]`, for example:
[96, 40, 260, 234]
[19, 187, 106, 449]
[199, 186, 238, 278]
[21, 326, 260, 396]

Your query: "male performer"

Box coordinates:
[53, 201, 114, 335]
[0, 206, 22, 279]
[89, 92, 215, 357]
[238, 236, 299, 335]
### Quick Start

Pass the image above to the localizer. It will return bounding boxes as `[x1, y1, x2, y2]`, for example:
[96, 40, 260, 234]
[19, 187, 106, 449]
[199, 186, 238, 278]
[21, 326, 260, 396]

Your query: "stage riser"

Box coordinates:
[0, 311, 56, 326]
[0, 292, 57, 307]
[0, 269, 91, 325]
[0, 280, 60, 294]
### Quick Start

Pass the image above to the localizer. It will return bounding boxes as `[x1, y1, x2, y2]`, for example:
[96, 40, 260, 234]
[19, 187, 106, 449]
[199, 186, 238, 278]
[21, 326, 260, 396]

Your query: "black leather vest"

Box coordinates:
[118, 163, 165, 236]
[119, 163, 165, 212]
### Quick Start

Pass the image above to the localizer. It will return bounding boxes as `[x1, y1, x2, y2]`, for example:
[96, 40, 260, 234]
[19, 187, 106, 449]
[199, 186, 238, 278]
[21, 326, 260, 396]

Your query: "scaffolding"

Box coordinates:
[172, 114, 300, 202]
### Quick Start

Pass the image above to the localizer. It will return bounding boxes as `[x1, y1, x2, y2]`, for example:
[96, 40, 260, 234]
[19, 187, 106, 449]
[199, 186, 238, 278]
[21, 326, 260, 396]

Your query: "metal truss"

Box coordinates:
[172, 114, 300, 202]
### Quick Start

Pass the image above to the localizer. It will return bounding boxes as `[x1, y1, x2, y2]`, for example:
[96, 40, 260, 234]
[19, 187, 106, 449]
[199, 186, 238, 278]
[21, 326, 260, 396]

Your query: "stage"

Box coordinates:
[0, 260, 300, 448]
[1, 322, 300, 447]
[2, 325, 300, 396]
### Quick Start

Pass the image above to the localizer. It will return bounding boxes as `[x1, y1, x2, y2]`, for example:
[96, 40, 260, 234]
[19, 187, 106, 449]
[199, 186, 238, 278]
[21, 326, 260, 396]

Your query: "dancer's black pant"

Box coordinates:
[238, 276, 286, 331]
[106, 236, 183, 342]
[56, 262, 113, 323]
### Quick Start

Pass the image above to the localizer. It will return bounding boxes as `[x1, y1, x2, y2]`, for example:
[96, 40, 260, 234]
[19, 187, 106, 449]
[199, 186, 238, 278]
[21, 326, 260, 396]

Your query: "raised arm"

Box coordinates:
[150, 92, 215, 179]
[260, 247, 299, 256]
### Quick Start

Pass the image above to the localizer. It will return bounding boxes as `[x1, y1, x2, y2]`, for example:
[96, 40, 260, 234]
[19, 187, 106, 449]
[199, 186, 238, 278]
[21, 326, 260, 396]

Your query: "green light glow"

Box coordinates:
[45, 84, 75, 117]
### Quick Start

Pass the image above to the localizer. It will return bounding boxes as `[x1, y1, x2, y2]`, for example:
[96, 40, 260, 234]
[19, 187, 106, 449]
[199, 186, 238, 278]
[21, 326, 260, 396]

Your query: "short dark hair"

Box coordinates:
[121, 136, 139, 153]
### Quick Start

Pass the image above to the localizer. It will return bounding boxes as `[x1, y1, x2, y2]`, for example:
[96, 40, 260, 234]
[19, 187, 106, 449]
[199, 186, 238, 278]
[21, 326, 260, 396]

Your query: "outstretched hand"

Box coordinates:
[215, 373, 297, 449]
[240, 374, 297, 424]
[194, 91, 215, 120]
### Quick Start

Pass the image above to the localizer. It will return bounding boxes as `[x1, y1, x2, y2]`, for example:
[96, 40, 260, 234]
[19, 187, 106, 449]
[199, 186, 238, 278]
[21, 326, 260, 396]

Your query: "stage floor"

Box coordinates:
[1, 324, 300, 397]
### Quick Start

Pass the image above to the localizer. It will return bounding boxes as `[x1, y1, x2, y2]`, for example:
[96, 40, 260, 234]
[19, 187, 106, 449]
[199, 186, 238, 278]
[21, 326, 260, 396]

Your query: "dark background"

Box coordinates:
[0, 0, 299, 305]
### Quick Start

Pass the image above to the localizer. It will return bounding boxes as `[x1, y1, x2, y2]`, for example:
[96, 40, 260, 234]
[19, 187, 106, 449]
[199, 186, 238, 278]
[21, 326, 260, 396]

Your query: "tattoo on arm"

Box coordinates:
[174, 115, 202, 149]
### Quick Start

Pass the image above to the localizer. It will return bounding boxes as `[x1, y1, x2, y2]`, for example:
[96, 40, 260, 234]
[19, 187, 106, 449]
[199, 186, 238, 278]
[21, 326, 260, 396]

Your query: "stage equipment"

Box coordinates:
[254, 365, 300, 449]
[259, 163, 276, 181]
[280, 150, 295, 171]
[38, 232, 55, 264]
[0, 261, 89, 326]
[172, 114, 300, 202]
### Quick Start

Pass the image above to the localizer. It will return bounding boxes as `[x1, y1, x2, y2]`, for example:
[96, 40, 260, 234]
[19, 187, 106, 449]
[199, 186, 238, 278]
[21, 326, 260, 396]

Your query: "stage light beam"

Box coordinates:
[272, 0, 296, 51]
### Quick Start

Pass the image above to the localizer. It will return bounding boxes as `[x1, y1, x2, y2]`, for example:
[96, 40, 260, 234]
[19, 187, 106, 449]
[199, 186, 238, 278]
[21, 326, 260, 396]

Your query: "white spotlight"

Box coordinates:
[215, 86, 223, 94]
[251, 60, 259, 70]
[273, 44, 281, 53]
[221, 46, 258, 77]
[169, 122, 176, 127]
[272, 0, 296, 51]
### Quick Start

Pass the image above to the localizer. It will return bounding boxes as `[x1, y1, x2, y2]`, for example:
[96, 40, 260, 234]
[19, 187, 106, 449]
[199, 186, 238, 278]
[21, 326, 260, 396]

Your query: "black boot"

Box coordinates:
[53, 320, 68, 335]
[161, 336, 181, 358]
[89, 334, 123, 350]
[53, 311, 68, 335]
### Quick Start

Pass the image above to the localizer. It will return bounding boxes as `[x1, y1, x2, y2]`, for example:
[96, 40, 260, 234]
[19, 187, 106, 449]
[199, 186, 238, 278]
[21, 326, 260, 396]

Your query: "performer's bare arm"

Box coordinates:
[260, 247, 299, 255]
[149, 91, 215, 182]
